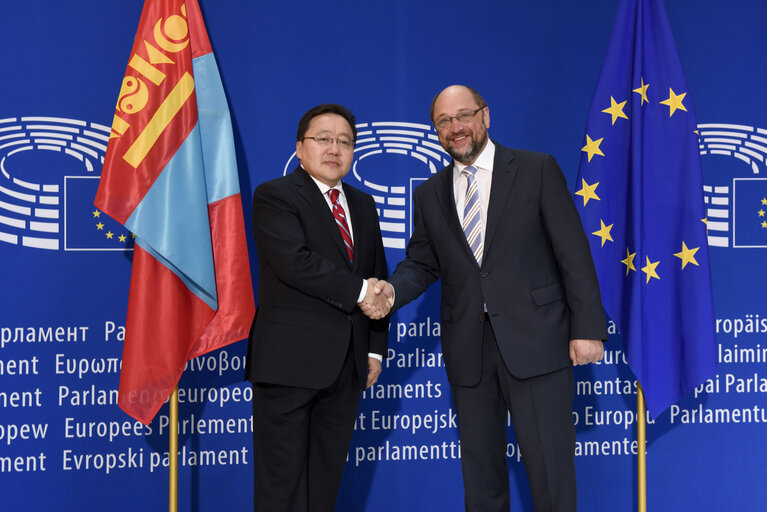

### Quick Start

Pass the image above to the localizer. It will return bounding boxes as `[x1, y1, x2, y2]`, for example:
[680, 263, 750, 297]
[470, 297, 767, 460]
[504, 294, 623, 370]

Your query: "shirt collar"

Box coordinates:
[302, 165, 343, 196]
[453, 139, 496, 176]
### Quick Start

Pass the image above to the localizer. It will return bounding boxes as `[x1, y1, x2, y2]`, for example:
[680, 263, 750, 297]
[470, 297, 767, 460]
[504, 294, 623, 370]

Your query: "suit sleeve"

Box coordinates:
[388, 188, 441, 310]
[539, 155, 608, 340]
[252, 181, 363, 313]
[368, 199, 389, 356]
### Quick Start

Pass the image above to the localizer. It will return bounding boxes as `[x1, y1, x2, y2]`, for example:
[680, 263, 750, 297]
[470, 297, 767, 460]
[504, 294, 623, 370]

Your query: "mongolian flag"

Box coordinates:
[574, 0, 717, 417]
[95, 0, 255, 425]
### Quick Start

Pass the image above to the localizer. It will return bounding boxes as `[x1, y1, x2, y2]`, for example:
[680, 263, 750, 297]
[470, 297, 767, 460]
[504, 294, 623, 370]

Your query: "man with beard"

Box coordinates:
[367, 85, 607, 511]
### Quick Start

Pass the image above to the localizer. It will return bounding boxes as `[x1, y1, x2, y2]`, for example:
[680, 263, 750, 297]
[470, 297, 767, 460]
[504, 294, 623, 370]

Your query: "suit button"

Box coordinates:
[480, 271, 488, 278]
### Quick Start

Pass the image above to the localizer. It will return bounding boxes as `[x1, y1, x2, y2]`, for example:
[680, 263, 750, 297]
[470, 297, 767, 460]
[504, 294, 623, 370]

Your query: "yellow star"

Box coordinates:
[642, 256, 660, 284]
[759, 209, 765, 217]
[674, 241, 700, 269]
[106, 231, 114, 239]
[581, 134, 605, 162]
[659, 88, 687, 117]
[118, 235, 127, 243]
[632, 77, 649, 105]
[601, 96, 628, 125]
[621, 248, 636, 276]
[762, 198, 767, 206]
[575, 179, 600, 206]
[96, 222, 104, 230]
[92, 210, 101, 218]
[592, 219, 614, 247]
[701, 218, 708, 224]
[762, 221, 767, 229]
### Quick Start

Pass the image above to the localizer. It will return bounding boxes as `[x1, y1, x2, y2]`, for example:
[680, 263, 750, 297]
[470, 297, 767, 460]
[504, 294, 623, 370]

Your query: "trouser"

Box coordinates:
[252, 343, 360, 512]
[451, 319, 577, 511]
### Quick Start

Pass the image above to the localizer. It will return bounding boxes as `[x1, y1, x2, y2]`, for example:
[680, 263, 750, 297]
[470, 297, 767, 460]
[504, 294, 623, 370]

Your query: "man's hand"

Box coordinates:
[373, 280, 394, 306]
[366, 356, 382, 388]
[359, 278, 393, 319]
[569, 339, 604, 366]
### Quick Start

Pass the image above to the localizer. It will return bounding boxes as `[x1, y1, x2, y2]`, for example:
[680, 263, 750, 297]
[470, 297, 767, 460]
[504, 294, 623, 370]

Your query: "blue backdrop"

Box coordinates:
[1, 1, 766, 510]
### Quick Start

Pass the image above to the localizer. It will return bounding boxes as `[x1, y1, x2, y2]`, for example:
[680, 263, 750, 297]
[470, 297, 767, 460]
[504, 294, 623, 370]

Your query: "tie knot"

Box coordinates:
[328, 188, 340, 204]
[462, 165, 477, 177]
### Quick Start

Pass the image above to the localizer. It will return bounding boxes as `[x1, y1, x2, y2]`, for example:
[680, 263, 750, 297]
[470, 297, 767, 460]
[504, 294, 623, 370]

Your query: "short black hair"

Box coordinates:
[296, 104, 357, 142]
[430, 85, 487, 123]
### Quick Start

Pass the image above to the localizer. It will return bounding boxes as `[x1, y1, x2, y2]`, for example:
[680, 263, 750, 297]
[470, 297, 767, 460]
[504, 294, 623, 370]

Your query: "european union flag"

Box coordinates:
[575, 0, 717, 417]
[64, 176, 133, 251]
[733, 178, 767, 248]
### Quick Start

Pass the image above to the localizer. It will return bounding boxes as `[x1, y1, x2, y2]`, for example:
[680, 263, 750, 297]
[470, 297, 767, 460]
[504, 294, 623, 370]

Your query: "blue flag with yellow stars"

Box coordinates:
[733, 178, 767, 247]
[575, 0, 717, 418]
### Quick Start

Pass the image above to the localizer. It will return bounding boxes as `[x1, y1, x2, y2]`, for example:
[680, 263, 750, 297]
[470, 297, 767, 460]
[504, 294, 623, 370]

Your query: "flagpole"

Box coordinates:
[169, 385, 178, 512]
[637, 382, 646, 512]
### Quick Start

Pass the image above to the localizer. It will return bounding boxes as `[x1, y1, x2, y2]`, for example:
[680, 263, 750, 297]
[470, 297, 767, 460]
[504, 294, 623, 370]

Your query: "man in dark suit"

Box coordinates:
[245, 104, 389, 511]
[369, 86, 607, 511]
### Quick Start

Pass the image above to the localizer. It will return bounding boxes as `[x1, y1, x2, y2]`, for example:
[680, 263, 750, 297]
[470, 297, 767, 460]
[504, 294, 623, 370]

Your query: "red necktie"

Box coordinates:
[328, 188, 354, 263]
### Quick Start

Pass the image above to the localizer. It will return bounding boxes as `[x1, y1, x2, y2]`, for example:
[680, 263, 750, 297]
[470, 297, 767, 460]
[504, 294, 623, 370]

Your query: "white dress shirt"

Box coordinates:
[308, 174, 356, 242]
[452, 140, 496, 242]
[452, 141, 494, 312]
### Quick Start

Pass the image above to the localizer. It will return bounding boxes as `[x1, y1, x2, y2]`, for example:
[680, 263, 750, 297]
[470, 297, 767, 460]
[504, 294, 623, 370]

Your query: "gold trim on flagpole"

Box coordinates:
[169, 385, 178, 512]
[637, 382, 646, 512]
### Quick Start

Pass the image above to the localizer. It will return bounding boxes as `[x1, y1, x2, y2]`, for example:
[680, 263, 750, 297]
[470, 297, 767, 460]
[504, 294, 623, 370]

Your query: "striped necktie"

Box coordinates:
[461, 166, 483, 264]
[328, 188, 354, 263]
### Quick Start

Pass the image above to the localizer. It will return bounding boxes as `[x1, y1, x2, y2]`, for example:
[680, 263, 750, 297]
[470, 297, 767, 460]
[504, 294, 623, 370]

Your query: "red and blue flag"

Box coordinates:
[95, 0, 255, 424]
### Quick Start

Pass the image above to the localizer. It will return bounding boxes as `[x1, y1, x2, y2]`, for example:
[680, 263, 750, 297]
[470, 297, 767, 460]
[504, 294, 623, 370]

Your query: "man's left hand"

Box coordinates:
[366, 357, 382, 388]
[569, 339, 604, 366]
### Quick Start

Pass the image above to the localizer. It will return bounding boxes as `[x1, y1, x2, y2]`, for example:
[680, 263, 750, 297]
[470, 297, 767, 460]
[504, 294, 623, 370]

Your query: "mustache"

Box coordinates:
[449, 131, 472, 141]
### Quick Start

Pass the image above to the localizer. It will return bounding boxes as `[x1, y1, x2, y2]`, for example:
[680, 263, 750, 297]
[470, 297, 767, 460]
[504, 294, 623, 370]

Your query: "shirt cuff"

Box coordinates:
[357, 279, 367, 303]
[368, 353, 383, 362]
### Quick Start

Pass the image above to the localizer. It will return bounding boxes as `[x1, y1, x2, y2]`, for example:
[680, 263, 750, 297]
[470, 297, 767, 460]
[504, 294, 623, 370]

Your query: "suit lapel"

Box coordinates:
[484, 145, 517, 256]
[435, 165, 481, 267]
[292, 166, 352, 267]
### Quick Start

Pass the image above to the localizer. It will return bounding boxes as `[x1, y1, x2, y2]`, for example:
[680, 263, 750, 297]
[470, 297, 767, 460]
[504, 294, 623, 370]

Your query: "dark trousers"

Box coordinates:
[451, 319, 577, 512]
[252, 344, 360, 512]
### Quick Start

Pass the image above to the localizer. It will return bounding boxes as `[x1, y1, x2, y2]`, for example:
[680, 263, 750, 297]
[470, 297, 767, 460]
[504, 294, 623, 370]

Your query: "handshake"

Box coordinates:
[358, 278, 394, 320]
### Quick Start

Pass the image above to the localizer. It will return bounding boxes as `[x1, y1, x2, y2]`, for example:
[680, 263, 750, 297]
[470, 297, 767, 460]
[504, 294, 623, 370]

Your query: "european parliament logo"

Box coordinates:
[0, 116, 132, 251]
[699, 123, 767, 248]
[283, 121, 450, 250]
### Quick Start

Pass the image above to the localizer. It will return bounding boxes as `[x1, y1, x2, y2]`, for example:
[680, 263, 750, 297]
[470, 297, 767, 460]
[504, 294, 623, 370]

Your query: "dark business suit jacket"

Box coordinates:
[389, 143, 607, 385]
[245, 166, 388, 389]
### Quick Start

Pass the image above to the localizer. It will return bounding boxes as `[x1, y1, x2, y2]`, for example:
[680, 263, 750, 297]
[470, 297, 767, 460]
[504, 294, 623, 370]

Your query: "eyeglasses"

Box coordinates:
[434, 106, 485, 131]
[302, 136, 355, 150]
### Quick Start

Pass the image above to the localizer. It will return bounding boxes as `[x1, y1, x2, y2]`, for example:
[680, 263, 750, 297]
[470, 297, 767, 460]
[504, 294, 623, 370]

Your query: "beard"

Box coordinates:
[445, 128, 488, 165]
